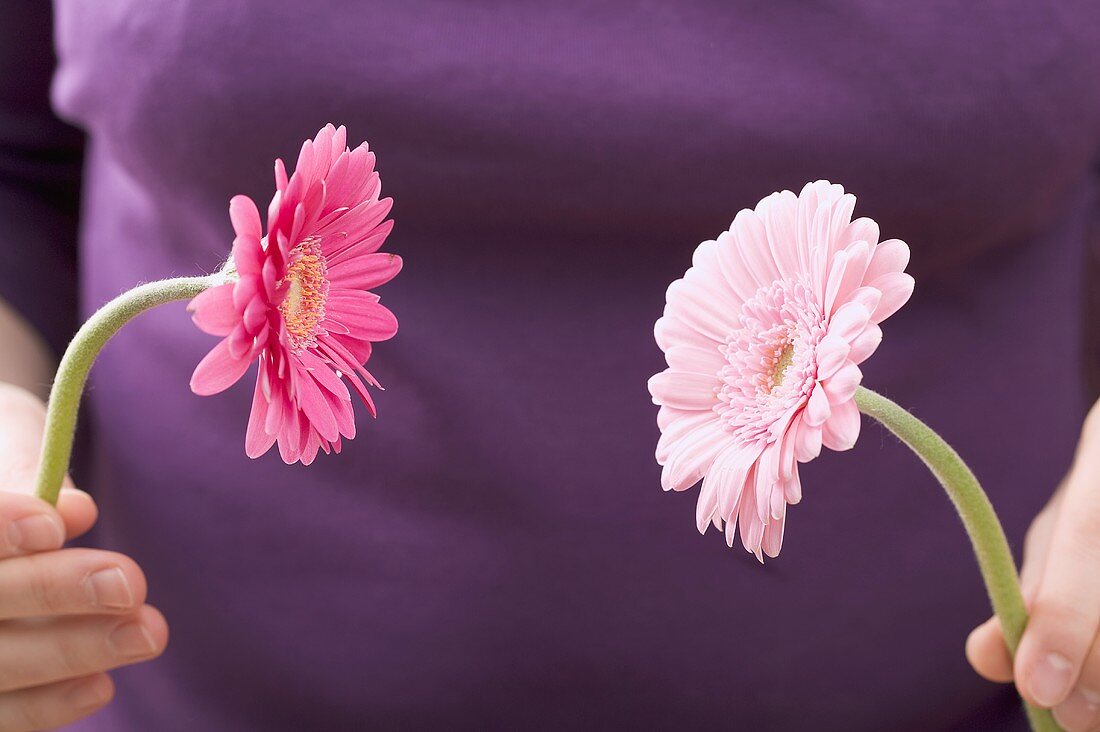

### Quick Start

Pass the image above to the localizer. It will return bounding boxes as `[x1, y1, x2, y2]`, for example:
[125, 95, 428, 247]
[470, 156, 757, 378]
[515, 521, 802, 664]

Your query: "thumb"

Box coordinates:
[0, 383, 97, 539]
[965, 483, 1059, 683]
[966, 616, 1014, 682]
[1013, 413, 1100, 708]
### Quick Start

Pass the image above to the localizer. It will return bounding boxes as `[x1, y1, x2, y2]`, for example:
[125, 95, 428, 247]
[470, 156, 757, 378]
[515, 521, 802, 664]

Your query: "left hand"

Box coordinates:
[967, 399, 1100, 731]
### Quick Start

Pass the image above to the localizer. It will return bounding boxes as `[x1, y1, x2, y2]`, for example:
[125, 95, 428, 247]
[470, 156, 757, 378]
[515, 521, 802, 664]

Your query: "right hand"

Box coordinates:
[0, 384, 168, 731]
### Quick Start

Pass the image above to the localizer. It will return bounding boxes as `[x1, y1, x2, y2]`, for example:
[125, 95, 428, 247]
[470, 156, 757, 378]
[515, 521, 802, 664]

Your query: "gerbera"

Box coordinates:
[647, 181, 913, 560]
[189, 124, 401, 465]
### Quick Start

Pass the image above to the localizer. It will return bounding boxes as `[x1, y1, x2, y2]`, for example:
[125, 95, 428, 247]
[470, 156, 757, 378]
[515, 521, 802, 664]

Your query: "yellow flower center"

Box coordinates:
[279, 237, 329, 351]
[766, 340, 795, 394]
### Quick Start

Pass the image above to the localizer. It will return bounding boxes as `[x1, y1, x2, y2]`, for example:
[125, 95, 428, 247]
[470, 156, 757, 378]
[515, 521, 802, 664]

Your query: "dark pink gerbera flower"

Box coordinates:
[189, 124, 401, 465]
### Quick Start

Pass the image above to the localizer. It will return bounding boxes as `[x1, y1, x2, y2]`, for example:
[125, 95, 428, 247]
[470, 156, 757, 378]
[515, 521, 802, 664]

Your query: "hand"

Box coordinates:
[0, 384, 168, 731]
[967, 399, 1100, 731]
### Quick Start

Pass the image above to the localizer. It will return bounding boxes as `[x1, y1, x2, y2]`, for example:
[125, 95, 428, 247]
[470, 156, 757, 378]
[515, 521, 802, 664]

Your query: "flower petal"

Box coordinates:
[293, 368, 341, 443]
[324, 219, 394, 262]
[804, 382, 831, 427]
[751, 193, 795, 273]
[661, 420, 729, 492]
[715, 229, 767, 305]
[821, 247, 850, 317]
[815, 333, 850, 380]
[710, 445, 757, 520]
[736, 207, 783, 289]
[783, 470, 802, 504]
[864, 238, 910, 282]
[657, 405, 696, 431]
[665, 344, 724, 374]
[761, 509, 786, 558]
[696, 476, 720, 534]
[822, 362, 862, 405]
[821, 398, 861, 451]
[754, 443, 782, 522]
[189, 283, 239, 336]
[245, 376, 277, 459]
[325, 295, 398, 341]
[232, 274, 261, 311]
[794, 419, 822, 462]
[848, 323, 883, 364]
[828, 302, 871, 343]
[190, 339, 254, 396]
[656, 411, 721, 466]
[839, 217, 880, 253]
[869, 272, 915, 323]
[665, 277, 738, 343]
[769, 479, 785, 520]
[229, 195, 262, 240]
[242, 297, 268, 333]
[654, 314, 718, 351]
[737, 481, 766, 562]
[648, 370, 718, 410]
[327, 252, 403, 290]
[846, 285, 882, 318]
[824, 240, 870, 316]
[227, 323, 255, 360]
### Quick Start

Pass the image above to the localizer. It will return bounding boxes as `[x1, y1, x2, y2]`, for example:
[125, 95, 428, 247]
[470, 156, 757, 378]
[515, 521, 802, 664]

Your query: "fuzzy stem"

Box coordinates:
[34, 276, 215, 505]
[854, 387, 1057, 731]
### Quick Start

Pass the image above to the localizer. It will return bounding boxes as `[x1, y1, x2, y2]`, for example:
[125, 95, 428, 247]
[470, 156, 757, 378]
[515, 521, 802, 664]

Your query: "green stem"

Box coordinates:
[854, 387, 1057, 732]
[34, 276, 215, 505]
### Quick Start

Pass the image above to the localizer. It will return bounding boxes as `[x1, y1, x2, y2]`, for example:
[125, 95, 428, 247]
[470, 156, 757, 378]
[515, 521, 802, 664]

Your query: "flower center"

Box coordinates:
[279, 237, 330, 352]
[715, 276, 825, 445]
[766, 340, 796, 393]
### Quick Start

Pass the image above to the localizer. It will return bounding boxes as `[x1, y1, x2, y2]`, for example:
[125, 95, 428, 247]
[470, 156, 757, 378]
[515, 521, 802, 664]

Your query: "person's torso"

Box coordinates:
[52, 2, 1100, 729]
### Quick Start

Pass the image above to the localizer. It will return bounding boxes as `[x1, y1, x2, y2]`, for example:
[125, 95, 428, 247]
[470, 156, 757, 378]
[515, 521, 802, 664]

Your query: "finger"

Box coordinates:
[1020, 496, 1059, 603]
[0, 673, 113, 732]
[0, 548, 146, 620]
[1015, 445, 1100, 708]
[0, 385, 56, 493]
[967, 616, 1015, 683]
[0, 491, 65, 557]
[0, 605, 168, 692]
[56, 487, 98, 541]
[0, 383, 79, 501]
[1054, 638, 1100, 732]
[0, 489, 98, 556]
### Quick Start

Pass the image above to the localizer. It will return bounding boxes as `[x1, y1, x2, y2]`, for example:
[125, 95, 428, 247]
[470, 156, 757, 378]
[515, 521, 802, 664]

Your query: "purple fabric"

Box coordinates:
[1, 1, 1098, 729]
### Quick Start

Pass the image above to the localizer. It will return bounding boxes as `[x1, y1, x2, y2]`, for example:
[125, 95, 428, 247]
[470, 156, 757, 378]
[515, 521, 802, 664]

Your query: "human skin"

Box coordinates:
[967, 398, 1100, 732]
[0, 300, 168, 731]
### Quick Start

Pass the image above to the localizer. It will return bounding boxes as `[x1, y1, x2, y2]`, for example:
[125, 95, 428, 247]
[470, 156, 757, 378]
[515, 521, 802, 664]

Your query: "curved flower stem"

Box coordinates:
[34, 276, 216, 505]
[854, 387, 1057, 731]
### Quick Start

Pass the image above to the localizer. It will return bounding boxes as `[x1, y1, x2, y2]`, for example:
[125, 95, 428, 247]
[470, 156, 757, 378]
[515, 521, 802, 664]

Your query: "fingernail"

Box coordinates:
[1053, 688, 1100, 732]
[108, 621, 157, 658]
[65, 676, 111, 712]
[7, 514, 64, 551]
[84, 567, 133, 609]
[1028, 652, 1074, 706]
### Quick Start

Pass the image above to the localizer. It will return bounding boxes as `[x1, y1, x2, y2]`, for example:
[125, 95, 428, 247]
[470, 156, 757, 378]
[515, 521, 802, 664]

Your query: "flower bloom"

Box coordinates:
[647, 181, 913, 560]
[190, 124, 401, 465]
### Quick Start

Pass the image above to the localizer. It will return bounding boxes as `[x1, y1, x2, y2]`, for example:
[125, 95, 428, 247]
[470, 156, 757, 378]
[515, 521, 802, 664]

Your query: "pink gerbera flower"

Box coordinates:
[647, 181, 913, 560]
[189, 124, 401, 465]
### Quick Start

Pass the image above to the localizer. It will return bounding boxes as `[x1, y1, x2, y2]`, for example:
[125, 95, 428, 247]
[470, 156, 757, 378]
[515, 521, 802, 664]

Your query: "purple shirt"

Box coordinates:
[1, 2, 1098, 729]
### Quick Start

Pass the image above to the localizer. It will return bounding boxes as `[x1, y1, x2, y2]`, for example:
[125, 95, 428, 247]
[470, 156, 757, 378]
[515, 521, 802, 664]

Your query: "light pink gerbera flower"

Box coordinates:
[189, 124, 401, 465]
[647, 181, 913, 560]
